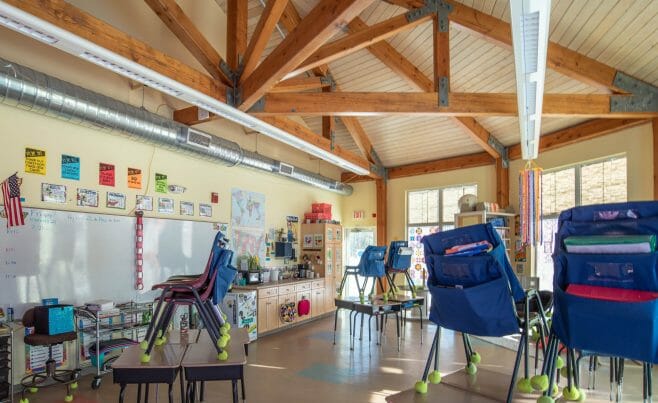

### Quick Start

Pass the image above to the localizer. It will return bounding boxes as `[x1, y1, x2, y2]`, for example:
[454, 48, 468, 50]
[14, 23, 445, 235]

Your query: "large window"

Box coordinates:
[406, 184, 478, 286]
[536, 155, 627, 289]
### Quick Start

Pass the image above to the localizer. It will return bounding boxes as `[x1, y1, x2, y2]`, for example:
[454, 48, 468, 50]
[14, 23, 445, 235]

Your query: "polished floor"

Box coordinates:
[12, 311, 655, 402]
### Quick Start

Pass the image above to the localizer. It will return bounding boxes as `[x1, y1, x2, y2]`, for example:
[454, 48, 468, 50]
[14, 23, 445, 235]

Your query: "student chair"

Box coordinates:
[537, 201, 658, 403]
[384, 241, 416, 297]
[337, 245, 387, 303]
[415, 223, 549, 403]
[19, 309, 80, 403]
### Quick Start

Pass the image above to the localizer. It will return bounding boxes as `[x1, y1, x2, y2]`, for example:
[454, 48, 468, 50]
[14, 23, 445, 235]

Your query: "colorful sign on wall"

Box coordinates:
[99, 163, 115, 186]
[25, 148, 46, 175]
[61, 155, 80, 180]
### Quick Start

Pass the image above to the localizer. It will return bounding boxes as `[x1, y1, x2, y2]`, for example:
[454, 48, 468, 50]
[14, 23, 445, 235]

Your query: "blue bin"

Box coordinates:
[34, 304, 74, 335]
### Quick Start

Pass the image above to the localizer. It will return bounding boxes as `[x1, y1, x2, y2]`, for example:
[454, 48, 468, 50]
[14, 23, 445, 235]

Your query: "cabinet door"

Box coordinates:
[333, 245, 342, 283]
[258, 297, 269, 333]
[311, 288, 325, 316]
[265, 296, 279, 331]
[324, 280, 335, 312]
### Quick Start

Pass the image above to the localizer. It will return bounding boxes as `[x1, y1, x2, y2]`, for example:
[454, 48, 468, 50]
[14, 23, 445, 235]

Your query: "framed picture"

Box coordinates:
[303, 234, 313, 249]
[158, 197, 174, 214]
[136, 195, 153, 211]
[41, 183, 66, 203]
[77, 188, 98, 207]
[106, 192, 126, 209]
[313, 234, 323, 249]
[199, 203, 212, 217]
[180, 201, 194, 216]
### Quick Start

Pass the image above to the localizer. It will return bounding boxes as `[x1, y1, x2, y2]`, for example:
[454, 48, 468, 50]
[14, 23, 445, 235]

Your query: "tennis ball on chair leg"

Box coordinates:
[517, 378, 533, 394]
[530, 374, 549, 391]
[428, 370, 442, 384]
[64, 395, 73, 402]
[555, 356, 564, 369]
[560, 366, 572, 377]
[70, 382, 78, 390]
[139, 340, 148, 350]
[562, 386, 580, 401]
[551, 383, 559, 398]
[465, 362, 477, 375]
[414, 381, 428, 394]
[470, 352, 481, 364]
[577, 389, 586, 401]
[217, 335, 229, 348]
[220, 326, 229, 336]
[140, 353, 151, 363]
[217, 350, 229, 361]
[536, 396, 554, 403]
[19, 398, 28, 403]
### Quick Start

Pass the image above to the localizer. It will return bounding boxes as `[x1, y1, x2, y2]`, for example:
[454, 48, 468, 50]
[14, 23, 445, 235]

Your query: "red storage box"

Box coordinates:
[312, 203, 332, 215]
[304, 212, 331, 221]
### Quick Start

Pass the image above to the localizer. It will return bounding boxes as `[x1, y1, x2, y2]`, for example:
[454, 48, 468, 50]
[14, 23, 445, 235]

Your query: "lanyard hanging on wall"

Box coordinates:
[135, 211, 144, 290]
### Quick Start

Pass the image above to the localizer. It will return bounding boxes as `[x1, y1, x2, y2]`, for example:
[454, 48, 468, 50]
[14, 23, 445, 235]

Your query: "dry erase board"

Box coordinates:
[0, 207, 219, 315]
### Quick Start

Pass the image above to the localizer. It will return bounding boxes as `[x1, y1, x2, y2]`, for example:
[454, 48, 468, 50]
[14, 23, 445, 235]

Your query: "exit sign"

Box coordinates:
[353, 210, 364, 220]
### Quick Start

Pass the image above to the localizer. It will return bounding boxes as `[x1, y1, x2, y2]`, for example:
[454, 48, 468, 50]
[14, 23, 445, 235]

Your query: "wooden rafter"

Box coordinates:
[240, 0, 290, 83]
[239, 0, 374, 111]
[144, 0, 232, 85]
[268, 76, 332, 93]
[508, 118, 650, 160]
[259, 116, 378, 178]
[226, 0, 248, 71]
[250, 92, 657, 118]
[5, 0, 227, 102]
[433, 9, 449, 93]
[452, 117, 500, 158]
[287, 12, 433, 79]
[341, 116, 376, 164]
[387, 152, 494, 180]
[322, 87, 335, 140]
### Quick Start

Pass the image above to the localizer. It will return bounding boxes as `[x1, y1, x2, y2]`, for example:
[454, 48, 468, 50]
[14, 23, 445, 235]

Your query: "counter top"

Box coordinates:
[233, 277, 324, 291]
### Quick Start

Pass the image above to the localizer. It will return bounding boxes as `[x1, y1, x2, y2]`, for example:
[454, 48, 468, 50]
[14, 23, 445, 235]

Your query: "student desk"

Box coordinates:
[389, 294, 425, 344]
[350, 299, 402, 351]
[333, 297, 360, 344]
[182, 332, 247, 403]
[112, 344, 187, 403]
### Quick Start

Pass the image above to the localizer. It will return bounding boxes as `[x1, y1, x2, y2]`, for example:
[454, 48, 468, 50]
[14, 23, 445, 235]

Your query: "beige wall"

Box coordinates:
[341, 182, 377, 229]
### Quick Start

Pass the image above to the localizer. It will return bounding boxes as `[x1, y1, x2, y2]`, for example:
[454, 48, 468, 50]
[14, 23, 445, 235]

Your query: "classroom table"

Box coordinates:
[350, 298, 402, 351]
[389, 294, 425, 344]
[112, 343, 187, 403]
[333, 297, 360, 345]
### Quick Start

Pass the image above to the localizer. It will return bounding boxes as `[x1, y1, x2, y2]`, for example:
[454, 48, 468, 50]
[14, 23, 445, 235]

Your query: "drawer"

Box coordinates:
[259, 287, 278, 298]
[278, 284, 295, 295]
[312, 279, 324, 289]
[294, 282, 311, 292]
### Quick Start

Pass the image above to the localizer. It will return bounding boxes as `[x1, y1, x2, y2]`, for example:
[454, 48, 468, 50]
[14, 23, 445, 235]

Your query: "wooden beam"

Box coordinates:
[227, 0, 248, 71]
[279, 2, 330, 77]
[259, 117, 377, 177]
[433, 13, 449, 93]
[348, 18, 433, 91]
[269, 76, 332, 93]
[173, 105, 216, 125]
[654, 118, 658, 199]
[241, 0, 289, 82]
[452, 117, 500, 158]
[508, 118, 650, 160]
[322, 88, 335, 140]
[341, 116, 376, 163]
[495, 158, 509, 208]
[376, 179, 387, 247]
[288, 12, 433, 78]
[387, 152, 494, 180]
[5, 0, 226, 102]
[251, 92, 657, 118]
[340, 172, 374, 183]
[239, 0, 373, 110]
[384, 0, 423, 7]
[144, 0, 231, 85]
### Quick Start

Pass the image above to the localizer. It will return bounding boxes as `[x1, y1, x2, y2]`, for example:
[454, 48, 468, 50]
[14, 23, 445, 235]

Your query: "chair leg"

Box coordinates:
[415, 327, 441, 393]
[507, 333, 526, 403]
[143, 293, 167, 348]
[333, 307, 340, 345]
[404, 271, 416, 297]
[143, 302, 175, 361]
[337, 272, 348, 296]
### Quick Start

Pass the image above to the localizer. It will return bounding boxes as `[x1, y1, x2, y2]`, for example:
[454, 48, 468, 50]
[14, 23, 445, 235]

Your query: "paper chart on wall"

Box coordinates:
[231, 189, 266, 263]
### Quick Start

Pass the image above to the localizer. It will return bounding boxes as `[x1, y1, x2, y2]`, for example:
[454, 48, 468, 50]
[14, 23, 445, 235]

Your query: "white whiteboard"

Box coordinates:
[0, 207, 219, 315]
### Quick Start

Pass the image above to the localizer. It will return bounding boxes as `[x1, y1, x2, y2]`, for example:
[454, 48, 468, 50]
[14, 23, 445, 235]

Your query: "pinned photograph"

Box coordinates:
[158, 197, 174, 214]
[77, 188, 98, 207]
[136, 195, 153, 211]
[106, 192, 126, 209]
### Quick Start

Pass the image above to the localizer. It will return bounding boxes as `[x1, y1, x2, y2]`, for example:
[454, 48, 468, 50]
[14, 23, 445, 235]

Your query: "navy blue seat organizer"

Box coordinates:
[357, 245, 387, 277]
[385, 241, 417, 296]
[551, 201, 658, 364]
[213, 248, 237, 304]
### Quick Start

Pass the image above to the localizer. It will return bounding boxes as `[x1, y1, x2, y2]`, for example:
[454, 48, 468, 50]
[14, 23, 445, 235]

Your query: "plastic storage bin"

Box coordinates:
[34, 305, 74, 335]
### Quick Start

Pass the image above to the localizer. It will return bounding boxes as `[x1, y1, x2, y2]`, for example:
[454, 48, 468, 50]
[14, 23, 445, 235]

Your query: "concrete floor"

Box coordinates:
[12, 311, 655, 402]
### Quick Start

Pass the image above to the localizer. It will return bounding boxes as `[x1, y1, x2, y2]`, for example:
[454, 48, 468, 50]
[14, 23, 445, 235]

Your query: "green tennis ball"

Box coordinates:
[70, 382, 78, 390]
[537, 396, 554, 403]
[555, 356, 564, 369]
[562, 386, 580, 401]
[19, 399, 29, 403]
[28, 388, 38, 394]
[154, 337, 166, 346]
[530, 374, 549, 391]
[414, 381, 428, 394]
[560, 366, 571, 377]
[157, 329, 163, 338]
[532, 331, 541, 342]
[140, 353, 151, 363]
[517, 378, 533, 394]
[428, 370, 442, 384]
[217, 336, 228, 348]
[139, 340, 148, 350]
[217, 350, 229, 361]
[220, 326, 229, 336]
[221, 312, 227, 320]
[470, 352, 481, 364]
[577, 390, 586, 401]
[64, 395, 73, 402]
[223, 322, 231, 331]
[382, 294, 389, 302]
[551, 383, 559, 397]
[466, 362, 477, 375]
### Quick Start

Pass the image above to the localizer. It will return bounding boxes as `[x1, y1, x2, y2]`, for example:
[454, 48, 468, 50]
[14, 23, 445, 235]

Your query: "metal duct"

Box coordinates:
[0, 57, 353, 195]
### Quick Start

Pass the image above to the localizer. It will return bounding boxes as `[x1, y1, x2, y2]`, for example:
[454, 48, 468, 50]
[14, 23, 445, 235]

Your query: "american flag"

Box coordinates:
[1, 173, 25, 227]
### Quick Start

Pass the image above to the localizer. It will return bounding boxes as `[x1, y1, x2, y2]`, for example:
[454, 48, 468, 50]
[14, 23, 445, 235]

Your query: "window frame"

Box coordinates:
[406, 183, 478, 229]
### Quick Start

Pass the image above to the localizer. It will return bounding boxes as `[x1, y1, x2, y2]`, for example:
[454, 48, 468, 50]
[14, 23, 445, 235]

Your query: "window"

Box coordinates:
[536, 155, 627, 289]
[406, 184, 477, 286]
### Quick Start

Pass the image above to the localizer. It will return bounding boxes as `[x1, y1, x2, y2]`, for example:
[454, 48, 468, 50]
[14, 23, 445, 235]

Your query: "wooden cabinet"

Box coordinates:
[301, 223, 342, 314]
[311, 287, 325, 316]
[296, 290, 312, 320]
[257, 295, 279, 334]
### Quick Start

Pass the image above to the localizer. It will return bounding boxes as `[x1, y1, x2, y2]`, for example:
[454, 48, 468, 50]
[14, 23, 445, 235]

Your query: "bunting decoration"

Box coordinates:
[519, 162, 542, 245]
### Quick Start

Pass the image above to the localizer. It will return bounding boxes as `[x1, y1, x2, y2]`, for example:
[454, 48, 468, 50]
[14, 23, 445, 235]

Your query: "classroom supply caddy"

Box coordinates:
[416, 223, 549, 403]
[74, 301, 153, 389]
[536, 201, 658, 402]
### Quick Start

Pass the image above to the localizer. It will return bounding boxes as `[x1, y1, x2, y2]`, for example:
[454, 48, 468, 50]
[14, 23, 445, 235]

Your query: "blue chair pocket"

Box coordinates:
[428, 254, 501, 288]
[562, 252, 658, 291]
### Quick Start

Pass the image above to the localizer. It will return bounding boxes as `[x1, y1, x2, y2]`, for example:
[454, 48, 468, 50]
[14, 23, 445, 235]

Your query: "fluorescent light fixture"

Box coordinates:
[510, 0, 551, 160]
[0, 2, 370, 175]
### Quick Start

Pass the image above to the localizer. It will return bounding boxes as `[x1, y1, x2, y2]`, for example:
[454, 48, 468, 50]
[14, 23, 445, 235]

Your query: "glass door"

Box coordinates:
[343, 227, 375, 298]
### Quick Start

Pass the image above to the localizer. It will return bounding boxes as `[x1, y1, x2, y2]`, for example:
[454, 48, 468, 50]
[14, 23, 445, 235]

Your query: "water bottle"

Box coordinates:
[7, 306, 13, 322]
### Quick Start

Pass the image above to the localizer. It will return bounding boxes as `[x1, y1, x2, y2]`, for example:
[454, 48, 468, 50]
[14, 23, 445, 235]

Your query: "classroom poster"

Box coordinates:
[61, 155, 80, 180]
[25, 148, 46, 175]
[199, 203, 212, 217]
[155, 173, 167, 193]
[136, 195, 153, 211]
[180, 201, 194, 216]
[231, 189, 266, 263]
[158, 197, 174, 214]
[106, 192, 126, 209]
[127, 168, 142, 189]
[99, 163, 115, 186]
[41, 183, 66, 203]
[77, 188, 98, 207]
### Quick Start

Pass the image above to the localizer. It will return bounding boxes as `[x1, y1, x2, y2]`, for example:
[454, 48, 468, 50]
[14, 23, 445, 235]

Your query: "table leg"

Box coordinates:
[168, 383, 174, 403]
[418, 305, 424, 345]
[241, 366, 246, 401]
[232, 380, 238, 403]
[119, 384, 126, 403]
[360, 311, 365, 340]
[200, 381, 205, 401]
[333, 307, 340, 344]
[396, 312, 400, 352]
[180, 370, 186, 403]
[145, 383, 150, 403]
[137, 384, 142, 403]
[186, 382, 193, 403]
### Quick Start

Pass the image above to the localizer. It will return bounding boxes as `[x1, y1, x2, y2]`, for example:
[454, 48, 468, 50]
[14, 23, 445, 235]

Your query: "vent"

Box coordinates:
[186, 129, 212, 149]
[279, 162, 295, 176]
